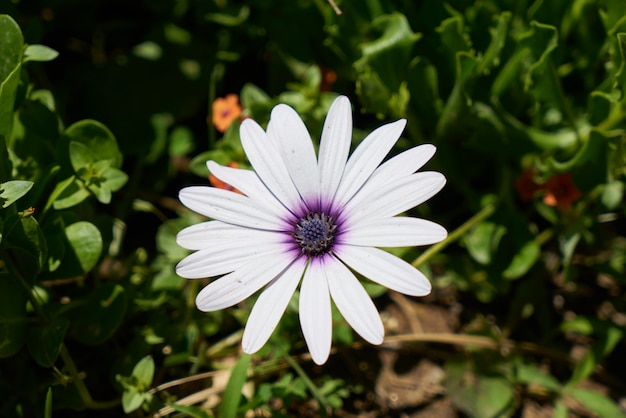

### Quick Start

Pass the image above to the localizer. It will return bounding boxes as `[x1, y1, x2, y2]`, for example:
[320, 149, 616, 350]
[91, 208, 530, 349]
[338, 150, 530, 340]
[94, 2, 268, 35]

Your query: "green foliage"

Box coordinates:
[219, 353, 251, 418]
[2, 0, 626, 417]
[116, 355, 155, 414]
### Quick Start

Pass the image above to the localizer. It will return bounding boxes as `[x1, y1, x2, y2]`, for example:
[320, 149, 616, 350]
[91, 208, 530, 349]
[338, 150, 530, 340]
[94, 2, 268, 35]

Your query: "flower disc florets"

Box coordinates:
[293, 212, 337, 256]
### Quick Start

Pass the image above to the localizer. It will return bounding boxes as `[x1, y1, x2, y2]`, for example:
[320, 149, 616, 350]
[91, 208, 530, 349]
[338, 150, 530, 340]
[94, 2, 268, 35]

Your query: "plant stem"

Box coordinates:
[412, 201, 497, 267]
[279, 346, 331, 417]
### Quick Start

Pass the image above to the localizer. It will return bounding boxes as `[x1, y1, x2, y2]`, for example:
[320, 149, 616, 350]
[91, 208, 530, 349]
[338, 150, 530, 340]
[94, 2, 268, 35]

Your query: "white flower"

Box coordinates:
[176, 96, 447, 365]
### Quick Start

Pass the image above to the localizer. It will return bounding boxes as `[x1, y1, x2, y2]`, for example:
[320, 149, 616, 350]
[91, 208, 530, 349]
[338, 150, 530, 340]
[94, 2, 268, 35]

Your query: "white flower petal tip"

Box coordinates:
[176, 95, 446, 359]
[300, 259, 332, 365]
[241, 259, 307, 354]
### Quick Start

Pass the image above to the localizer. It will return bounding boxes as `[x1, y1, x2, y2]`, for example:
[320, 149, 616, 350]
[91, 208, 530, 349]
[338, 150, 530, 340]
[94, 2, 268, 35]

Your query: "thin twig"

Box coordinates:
[412, 202, 497, 267]
[327, 0, 342, 15]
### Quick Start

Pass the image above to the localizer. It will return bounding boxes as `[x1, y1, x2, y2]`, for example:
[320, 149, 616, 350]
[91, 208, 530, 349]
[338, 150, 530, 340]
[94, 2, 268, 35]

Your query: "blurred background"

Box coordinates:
[1, 0, 626, 416]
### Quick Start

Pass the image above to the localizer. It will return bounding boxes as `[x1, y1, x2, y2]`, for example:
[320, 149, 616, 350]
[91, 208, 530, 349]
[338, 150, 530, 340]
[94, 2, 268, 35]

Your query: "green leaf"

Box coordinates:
[567, 321, 623, 386]
[554, 401, 568, 418]
[503, 239, 540, 279]
[205, 5, 250, 26]
[0, 273, 27, 357]
[147, 113, 173, 164]
[65, 120, 123, 169]
[166, 403, 212, 418]
[64, 221, 103, 273]
[601, 180, 624, 210]
[559, 230, 580, 273]
[515, 363, 561, 391]
[475, 12, 512, 75]
[26, 317, 69, 367]
[71, 284, 126, 345]
[219, 353, 251, 418]
[0, 14, 24, 142]
[436, 15, 472, 56]
[23, 44, 59, 63]
[69, 141, 98, 172]
[355, 13, 421, 116]
[3, 215, 47, 281]
[561, 316, 594, 334]
[169, 126, 195, 156]
[121, 387, 146, 414]
[44, 387, 52, 418]
[446, 361, 515, 418]
[133, 356, 155, 390]
[567, 388, 626, 418]
[132, 41, 162, 60]
[0, 180, 33, 208]
[51, 177, 90, 210]
[100, 166, 128, 192]
[241, 83, 271, 109]
[463, 221, 507, 265]
[190, 150, 232, 178]
[517, 21, 558, 90]
[525, 126, 578, 150]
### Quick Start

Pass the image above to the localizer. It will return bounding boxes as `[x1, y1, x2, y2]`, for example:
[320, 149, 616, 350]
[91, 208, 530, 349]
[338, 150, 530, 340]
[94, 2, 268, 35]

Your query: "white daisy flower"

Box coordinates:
[176, 96, 447, 365]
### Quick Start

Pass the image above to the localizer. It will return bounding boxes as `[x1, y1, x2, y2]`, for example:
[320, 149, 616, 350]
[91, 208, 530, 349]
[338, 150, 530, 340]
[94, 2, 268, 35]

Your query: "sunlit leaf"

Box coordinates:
[205, 5, 250, 26]
[463, 221, 507, 265]
[0, 180, 33, 208]
[65, 120, 123, 168]
[0, 14, 24, 142]
[65, 221, 103, 273]
[567, 388, 626, 418]
[23, 45, 59, 63]
[515, 363, 561, 391]
[133, 356, 155, 389]
[503, 239, 540, 279]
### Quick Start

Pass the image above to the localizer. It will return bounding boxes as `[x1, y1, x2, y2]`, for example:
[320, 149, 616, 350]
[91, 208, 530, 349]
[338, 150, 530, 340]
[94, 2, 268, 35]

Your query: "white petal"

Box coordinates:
[179, 186, 288, 231]
[318, 96, 352, 205]
[267, 104, 319, 207]
[325, 256, 384, 344]
[207, 161, 294, 220]
[195, 249, 297, 311]
[368, 144, 437, 185]
[177, 220, 286, 251]
[343, 171, 446, 223]
[339, 217, 447, 247]
[334, 245, 432, 296]
[333, 119, 407, 207]
[176, 240, 290, 279]
[299, 257, 332, 365]
[242, 257, 307, 354]
[240, 119, 304, 212]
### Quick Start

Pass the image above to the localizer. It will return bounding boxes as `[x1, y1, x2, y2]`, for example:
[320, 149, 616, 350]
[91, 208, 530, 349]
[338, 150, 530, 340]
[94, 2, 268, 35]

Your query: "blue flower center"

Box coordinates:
[293, 212, 336, 256]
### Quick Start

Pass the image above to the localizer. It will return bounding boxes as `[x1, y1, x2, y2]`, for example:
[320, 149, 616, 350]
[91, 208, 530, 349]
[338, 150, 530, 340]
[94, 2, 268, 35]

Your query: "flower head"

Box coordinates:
[177, 96, 447, 364]
[212, 94, 242, 133]
[543, 173, 581, 212]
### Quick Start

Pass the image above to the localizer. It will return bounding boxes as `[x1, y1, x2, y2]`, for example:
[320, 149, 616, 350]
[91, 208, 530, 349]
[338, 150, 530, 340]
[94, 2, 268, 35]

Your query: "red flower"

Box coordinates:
[320, 67, 337, 92]
[543, 173, 581, 212]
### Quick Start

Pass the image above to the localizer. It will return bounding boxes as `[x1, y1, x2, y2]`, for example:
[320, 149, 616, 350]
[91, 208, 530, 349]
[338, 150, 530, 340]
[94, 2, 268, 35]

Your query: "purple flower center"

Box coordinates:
[293, 212, 336, 256]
